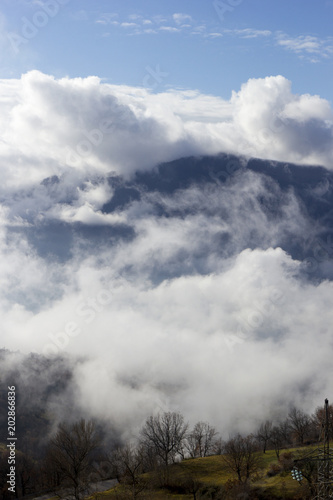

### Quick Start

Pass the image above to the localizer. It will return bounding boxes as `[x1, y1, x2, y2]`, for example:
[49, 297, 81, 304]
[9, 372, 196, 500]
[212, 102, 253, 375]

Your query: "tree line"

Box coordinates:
[0, 402, 331, 499]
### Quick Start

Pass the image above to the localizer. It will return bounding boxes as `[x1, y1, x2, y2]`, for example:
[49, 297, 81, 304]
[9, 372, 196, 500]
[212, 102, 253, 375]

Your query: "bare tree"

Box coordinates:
[47, 419, 100, 500]
[212, 437, 224, 455]
[270, 425, 284, 459]
[109, 443, 147, 499]
[16, 452, 38, 497]
[255, 420, 272, 454]
[185, 421, 218, 458]
[0, 450, 39, 498]
[222, 434, 262, 484]
[312, 403, 333, 441]
[140, 411, 188, 484]
[288, 407, 312, 445]
[278, 418, 292, 446]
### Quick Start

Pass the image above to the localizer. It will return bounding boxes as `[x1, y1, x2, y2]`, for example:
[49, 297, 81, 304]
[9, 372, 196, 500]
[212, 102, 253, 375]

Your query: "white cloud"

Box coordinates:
[219, 29, 333, 62]
[159, 26, 180, 33]
[120, 22, 138, 28]
[277, 35, 321, 53]
[229, 75, 333, 166]
[152, 15, 167, 24]
[0, 68, 332, 434]
[276, 33, 333, 61]
[95, 13, 118, 25]
[94, 12, 203, 37]
[0, 71, 331, 192]
[206, 32, 223, 38]
[282, 93, 332, 122]
[29, 3, 333, 70]
[57, 203, 126, 225]
[128, 14, 142, 21]
[143, 29, 157, 35]
[2, 237, 333, 433]
[173, 13, 193, 25]
[225, 28, 272, 38]
[191, 25, 206, 34]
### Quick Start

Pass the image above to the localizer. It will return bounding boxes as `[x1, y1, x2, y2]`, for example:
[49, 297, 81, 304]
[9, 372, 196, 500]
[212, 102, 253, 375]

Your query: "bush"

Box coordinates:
[278, 451, 294, 472]
[267, 463, 282, 477]
[200, 484, 226, 499]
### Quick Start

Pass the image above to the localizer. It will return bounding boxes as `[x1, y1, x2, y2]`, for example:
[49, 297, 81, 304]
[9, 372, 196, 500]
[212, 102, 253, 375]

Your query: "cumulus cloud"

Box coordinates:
[0, 71, 333, 436]
[229, 75, 333, 166]
[0, 71, 332, 192]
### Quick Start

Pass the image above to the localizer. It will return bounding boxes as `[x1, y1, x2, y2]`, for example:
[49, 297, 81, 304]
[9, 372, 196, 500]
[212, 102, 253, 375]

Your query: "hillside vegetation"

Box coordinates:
[95, 444, 323, 500]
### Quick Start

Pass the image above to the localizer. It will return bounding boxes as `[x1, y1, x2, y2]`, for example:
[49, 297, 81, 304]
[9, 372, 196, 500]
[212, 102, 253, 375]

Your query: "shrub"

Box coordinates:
[267, 463, 282, 477]
[278, 451, 294, 472]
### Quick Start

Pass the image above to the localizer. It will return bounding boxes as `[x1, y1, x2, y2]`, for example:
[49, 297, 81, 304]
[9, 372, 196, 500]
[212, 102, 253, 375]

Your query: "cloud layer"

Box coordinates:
[0, 71, 332, 191]
[0, 72, 333, 437]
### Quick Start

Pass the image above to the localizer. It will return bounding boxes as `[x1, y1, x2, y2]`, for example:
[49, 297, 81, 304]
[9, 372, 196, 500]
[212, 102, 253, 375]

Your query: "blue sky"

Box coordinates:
[1, 0, 333, 101]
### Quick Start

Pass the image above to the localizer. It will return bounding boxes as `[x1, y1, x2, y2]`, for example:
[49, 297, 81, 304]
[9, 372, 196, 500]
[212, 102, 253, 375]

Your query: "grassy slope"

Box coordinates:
[92, 444, 323, 499]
